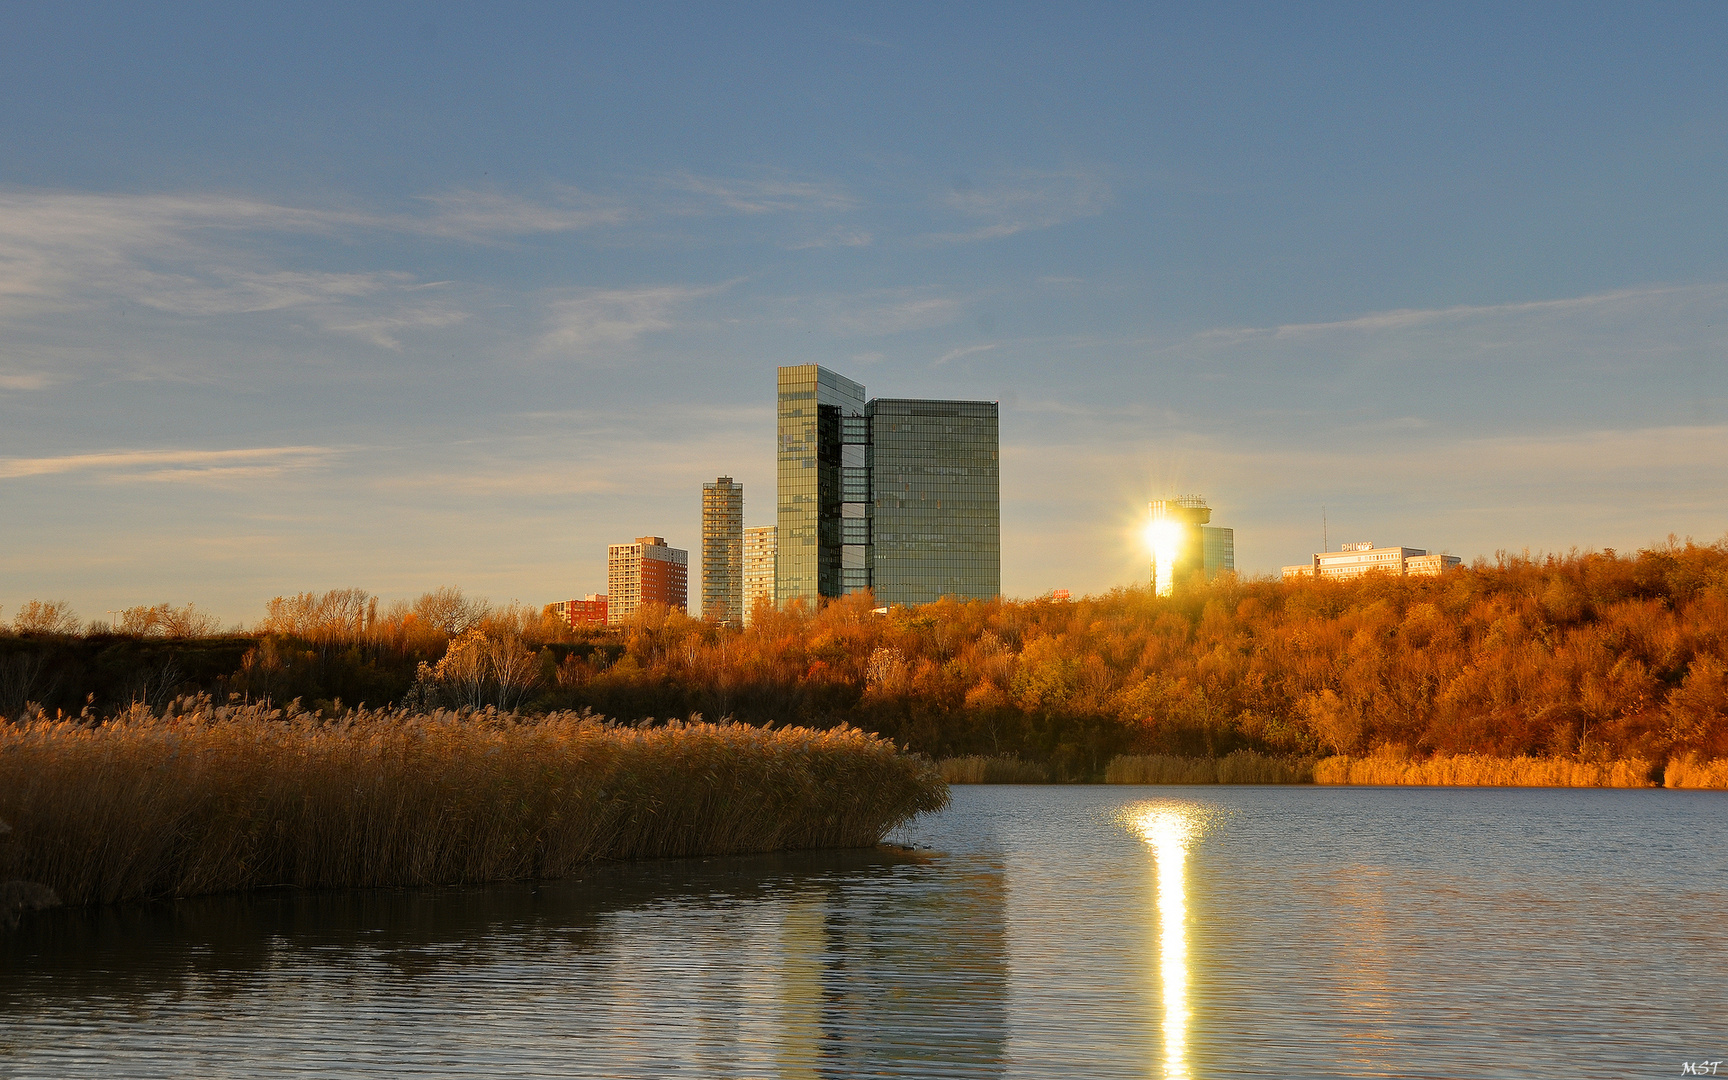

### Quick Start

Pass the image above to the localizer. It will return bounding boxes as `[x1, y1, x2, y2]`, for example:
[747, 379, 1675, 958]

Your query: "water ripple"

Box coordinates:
[4, 787, 1725, 1078]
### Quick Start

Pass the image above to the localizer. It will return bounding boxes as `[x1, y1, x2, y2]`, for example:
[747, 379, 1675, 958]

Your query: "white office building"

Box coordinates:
[1283, 542, 1461, 581]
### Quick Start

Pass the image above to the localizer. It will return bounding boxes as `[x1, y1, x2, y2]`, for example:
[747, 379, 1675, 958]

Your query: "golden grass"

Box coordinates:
[1662, 754, 1728, 790]
[0, 699, 948, 906]
[1104, 751, 1316, 785]
[937, 755, 1050, 784]
[1312, 754, 1657, 787]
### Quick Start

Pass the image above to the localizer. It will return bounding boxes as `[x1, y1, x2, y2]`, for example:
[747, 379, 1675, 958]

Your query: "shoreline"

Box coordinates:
[940, 751, 1728, 789]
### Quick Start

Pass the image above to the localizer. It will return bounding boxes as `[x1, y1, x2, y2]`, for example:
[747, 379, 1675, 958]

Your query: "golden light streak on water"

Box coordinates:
[1129, 806, 1195, 1079]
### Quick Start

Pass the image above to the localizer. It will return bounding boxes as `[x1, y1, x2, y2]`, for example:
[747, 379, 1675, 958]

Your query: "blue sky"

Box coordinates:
[3, 2, 1726, 623]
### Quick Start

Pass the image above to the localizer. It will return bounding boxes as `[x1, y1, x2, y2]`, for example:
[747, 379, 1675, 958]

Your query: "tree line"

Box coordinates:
[4, 540, 1726, 779]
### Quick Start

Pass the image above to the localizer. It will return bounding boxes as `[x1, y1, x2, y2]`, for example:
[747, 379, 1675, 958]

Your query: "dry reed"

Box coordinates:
[938, 755, 1050, 784]
[1312, 754, 1657, 787]
[1662, 754, 1728, 790]
[0, 699, 948, 906]
[1104, 751, 1316, 785]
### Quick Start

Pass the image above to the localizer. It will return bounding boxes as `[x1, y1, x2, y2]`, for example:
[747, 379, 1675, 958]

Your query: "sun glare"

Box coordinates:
[1147, 517, 1181, 598]
[1128, 806, 1195, 1079]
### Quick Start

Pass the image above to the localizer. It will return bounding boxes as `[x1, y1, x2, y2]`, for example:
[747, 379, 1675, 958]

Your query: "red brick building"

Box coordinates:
[549, 594, 608, 627]
[606, 536, 688, 624]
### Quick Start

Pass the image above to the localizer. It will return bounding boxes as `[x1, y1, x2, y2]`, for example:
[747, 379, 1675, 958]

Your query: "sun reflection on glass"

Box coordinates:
[1128, 806, 1195, 1079]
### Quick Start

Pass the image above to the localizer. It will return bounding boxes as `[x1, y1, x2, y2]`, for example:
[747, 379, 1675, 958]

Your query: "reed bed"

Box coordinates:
[0, 699, 948, 907]
[937, 755, 1050, 784]
[1104, 751, 1316, 785]
[1661, 754, 1728, 790]
[1312, 754, 1658, 788]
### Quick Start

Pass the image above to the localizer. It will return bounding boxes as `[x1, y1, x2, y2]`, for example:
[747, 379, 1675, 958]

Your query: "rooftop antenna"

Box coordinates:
[1323, 507, 1328, 553]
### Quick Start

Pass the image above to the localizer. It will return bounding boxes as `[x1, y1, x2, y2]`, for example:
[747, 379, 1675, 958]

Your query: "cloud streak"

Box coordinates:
[537, 283, 729, 359]
[934, 342, 998, 365]
[657, 172, 858, 216]
[0, 188, 632, 327]
[925, 168, 1111, 243]
[0, 445, 338, 482]
[1192, 282, 1723, 347]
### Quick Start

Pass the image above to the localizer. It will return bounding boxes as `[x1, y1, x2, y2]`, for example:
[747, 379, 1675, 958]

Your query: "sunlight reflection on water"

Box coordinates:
[4, 787, 1727, 1078]
[1126, 804, 1199, 1080]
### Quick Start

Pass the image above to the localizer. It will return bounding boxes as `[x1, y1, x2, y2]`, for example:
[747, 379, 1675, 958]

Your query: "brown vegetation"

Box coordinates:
[938, 755, 1050, 783]
[6, 541, 1728, 785]
[0, 698, 947, 906]
[1105, 751, 1316, 784]
[1311, 753, 1656, 788]
[1660, 753, 1728, 790]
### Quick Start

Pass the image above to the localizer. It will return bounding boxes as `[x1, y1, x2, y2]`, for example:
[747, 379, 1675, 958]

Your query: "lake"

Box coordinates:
[4, 785, 1725, 1078]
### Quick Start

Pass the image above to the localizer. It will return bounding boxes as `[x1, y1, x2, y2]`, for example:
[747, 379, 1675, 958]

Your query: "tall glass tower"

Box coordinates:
[867, 398, 1000, 607]
[776, 365, 865, 605]
[775, 366, 1000, 608]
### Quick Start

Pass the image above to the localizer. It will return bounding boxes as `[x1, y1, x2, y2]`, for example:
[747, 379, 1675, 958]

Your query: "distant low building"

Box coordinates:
[743, 524, 777, 626]
[608, 536, 688, 623]
[1282, 542, 1461, 581]
[550, 594, 608, 627]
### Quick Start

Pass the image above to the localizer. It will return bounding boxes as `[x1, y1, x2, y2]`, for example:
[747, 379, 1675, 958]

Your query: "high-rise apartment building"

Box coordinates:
[1148, 496, 1234, 596]
[743, 525, 777, 625]
[775, 365, 1000, 608]
[607, 536, 687, 624]
[1282, 543, 1461, 580]
[701, 477, 744, 626]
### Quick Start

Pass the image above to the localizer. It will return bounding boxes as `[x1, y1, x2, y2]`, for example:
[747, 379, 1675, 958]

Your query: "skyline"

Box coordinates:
[4, 4, 1728, 623]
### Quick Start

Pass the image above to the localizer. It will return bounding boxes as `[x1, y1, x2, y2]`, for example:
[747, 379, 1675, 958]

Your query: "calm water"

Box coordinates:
[4, 786, 1726, 1079]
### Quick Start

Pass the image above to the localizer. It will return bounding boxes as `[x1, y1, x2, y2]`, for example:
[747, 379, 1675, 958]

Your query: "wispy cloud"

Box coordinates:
[537, 283, 727, 359]
[0, 188, 628, 327]
[319, 303, 470, 350]
[0, 372, 53, 392]
[817, 288, 969, 335]
[124, 269, 413, 318]
[0, 445, 338, 482]
[407, 189, 630, 239]
[925, 168, 1111, 243]
[785, 227, 874, 250]
[1192, 283, 1716, 348]
[934, 342, 998, 365]
[376, 406, 775, 498]
[657, 172, 858, 216]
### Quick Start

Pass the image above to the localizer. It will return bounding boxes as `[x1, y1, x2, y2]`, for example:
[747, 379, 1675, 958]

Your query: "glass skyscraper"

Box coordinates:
[776, 366, 1000, 608]
[776, 365, 865, 605]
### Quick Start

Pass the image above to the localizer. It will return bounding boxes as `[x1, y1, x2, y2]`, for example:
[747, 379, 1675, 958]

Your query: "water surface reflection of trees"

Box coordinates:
[3, 847, 1009, 1077]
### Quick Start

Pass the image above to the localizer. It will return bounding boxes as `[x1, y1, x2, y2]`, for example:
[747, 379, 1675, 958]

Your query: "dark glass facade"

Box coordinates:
[776, 365, 1000, 608]
[867, 398, 1000, 606]
[776, 365, 865, 605]
[1202, 526, 1235, 577]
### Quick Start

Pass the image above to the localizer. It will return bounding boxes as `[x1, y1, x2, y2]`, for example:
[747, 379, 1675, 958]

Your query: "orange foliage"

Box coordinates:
[558, 540, 1728, 774]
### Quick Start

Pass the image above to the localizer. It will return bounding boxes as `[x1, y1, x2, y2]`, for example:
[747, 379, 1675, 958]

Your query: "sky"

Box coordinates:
[3, 2, 1727, 625]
